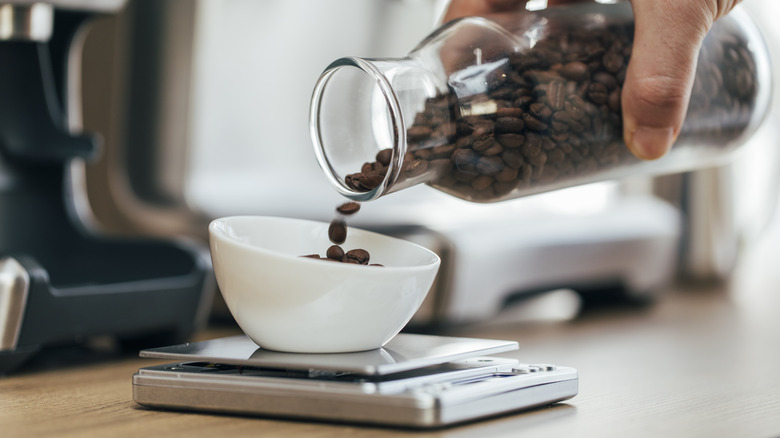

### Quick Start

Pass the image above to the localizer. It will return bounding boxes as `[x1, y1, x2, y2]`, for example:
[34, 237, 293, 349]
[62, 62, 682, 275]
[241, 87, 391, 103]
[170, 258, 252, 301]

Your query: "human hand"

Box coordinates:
[622, 0, 741, 159]
[442, 0, 743, 160]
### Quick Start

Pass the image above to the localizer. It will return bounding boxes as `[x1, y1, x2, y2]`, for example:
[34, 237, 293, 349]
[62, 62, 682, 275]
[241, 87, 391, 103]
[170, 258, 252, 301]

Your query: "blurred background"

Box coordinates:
[3, 0, 780, 370]
[76, 0, 780, 327]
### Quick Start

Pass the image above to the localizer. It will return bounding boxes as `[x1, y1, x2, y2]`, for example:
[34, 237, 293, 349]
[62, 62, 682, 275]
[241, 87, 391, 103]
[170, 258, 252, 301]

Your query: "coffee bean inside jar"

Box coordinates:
[337, 14, 761, 203]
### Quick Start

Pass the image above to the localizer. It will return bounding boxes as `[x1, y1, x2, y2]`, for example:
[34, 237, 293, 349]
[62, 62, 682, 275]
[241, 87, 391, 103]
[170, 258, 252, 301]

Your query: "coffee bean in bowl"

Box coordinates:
[208, 216, 440, 353]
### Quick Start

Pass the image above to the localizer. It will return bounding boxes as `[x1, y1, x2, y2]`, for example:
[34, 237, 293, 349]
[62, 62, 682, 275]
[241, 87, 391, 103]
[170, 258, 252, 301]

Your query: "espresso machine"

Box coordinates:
[0, 1, 214, 373]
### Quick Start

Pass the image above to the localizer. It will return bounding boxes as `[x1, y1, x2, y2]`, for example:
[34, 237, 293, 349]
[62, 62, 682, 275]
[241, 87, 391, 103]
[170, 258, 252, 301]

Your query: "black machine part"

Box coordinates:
[0, 1, 215, 374]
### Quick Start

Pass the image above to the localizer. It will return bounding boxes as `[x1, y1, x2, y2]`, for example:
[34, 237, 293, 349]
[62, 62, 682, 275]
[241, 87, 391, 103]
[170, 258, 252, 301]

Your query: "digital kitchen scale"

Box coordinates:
[133, 334, 578, 428]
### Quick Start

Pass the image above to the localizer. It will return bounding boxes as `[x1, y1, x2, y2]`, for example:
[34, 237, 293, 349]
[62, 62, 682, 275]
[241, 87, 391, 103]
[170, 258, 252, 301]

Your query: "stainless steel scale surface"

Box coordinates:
[133, 334, 578, 428]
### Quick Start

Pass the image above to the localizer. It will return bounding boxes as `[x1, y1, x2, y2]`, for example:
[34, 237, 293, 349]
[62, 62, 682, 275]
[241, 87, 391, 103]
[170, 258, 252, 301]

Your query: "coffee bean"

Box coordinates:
[495, 165, 519, 182]
[592, 72, 617, 90]
[453, 172, 478, 183]
[345, 174, 359, 190]
[344, 249, 370, 265]
[452, 148, 479, 172]
[336, 201, 361, 215]
[520, 139, 541, 159]
[514, 95, 534, 109]
[436, 122, 458, 139]
[587, 83, 609, 105]
[522, 113, 548, 131]
[496, 117, 525, 133]
[476, 156, 504, 176]
[326, 245, 345, 260]
[328, 220, 347, 244]
[407, 125, 433, 142]
[429, 158, 452, 174]
[496, 133, 525, 148]
[608, 89, 621, 112]
[414, 148, 433, 161]
[565, 95, 586, 120]
[532, 83, 548, 98]
[502, 149, 525, 168]
[432, 144, 456, 159]
[472, 134, 498, 153]
[485, 142, 506, 156]
[602, 47, 624, 73]
[470, 122, 494, 136]
[525, 132, 542, 152]
[525, 69, 561, 84]
[561, 61, 589, 81]
[345, 172, 383, 191]
[496, 107, 524, 118]
[469, 174, 492, 191]
[406, 159, 430, 177]
[528, 151, 548, 167]
[376, 148, 393, 166]
[306, 207, 382, 267]
[548, 148, 566, 164]
[520, 163, 534, 184]
[529, 103, 553, 121]
[547, 80, 566, 110]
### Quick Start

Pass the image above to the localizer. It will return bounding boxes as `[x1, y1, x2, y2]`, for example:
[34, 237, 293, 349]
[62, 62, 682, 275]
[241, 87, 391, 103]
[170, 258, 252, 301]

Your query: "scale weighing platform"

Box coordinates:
[133, 334, 578, 428]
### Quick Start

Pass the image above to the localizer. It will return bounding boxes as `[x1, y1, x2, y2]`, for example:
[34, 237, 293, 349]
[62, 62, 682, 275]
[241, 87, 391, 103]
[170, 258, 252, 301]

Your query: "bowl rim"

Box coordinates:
[208, 215, 441, 271]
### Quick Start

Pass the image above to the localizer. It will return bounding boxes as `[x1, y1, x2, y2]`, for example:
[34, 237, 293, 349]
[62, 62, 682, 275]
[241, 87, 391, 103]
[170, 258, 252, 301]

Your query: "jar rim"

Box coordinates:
[309, 56, 406, 202]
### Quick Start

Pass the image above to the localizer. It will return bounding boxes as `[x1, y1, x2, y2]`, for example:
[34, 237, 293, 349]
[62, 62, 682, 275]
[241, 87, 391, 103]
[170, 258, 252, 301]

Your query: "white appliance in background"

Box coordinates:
[77, 0, 777, 326]
[336, 184, 680, 327]
[401, 194, 680, 326]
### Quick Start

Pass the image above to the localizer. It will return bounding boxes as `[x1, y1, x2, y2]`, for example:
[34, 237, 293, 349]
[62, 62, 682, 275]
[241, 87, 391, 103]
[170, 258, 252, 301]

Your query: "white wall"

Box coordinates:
[185, 0, 440, 219]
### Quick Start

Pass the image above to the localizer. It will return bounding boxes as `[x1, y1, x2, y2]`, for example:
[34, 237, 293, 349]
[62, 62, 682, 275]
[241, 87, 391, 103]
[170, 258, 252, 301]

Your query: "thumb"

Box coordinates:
[622, 0, 716, 160]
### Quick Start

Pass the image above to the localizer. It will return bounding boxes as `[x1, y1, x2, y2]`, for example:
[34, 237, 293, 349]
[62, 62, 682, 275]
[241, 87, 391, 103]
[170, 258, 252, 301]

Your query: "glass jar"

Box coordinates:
[310, 1, 771, 203]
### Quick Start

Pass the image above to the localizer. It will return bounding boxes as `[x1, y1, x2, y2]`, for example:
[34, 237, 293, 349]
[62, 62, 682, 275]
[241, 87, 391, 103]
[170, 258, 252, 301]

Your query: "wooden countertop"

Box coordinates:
[3, 227, 780, 437]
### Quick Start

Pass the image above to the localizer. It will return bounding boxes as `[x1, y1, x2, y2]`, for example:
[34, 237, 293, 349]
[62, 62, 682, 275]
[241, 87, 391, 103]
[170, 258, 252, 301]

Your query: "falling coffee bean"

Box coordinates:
[302, 202, 382, 267]
[328, 220, 347, 244]
[336, 201, 361, 215]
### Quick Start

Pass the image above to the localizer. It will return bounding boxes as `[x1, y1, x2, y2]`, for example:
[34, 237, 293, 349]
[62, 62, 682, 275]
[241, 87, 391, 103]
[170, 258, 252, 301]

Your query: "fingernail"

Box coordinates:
[625, 125, 674, 160]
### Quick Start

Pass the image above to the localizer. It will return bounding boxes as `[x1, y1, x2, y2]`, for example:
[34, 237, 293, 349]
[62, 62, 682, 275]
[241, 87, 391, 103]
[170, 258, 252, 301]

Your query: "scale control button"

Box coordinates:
[531, 364, 557, 371]
[418, 382, 452, 394]
[513, 364, 556, 373]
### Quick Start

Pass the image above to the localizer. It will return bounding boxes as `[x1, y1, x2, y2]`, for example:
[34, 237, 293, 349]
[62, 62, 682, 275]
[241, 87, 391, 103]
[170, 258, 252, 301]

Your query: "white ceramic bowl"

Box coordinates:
[208, 216, 440, 353]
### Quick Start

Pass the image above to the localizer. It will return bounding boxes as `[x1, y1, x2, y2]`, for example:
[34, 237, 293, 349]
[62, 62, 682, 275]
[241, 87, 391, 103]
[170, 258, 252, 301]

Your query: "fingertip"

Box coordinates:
[624, 121, 674, 160]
